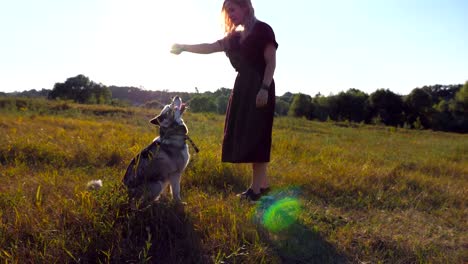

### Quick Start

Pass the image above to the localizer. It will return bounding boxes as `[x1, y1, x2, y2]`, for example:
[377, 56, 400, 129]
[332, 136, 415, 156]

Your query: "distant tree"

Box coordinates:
[421, 84, 461, 102]
[454, 81, 468, 112]
[216, 95, 229, 114]
[334, 88, 369, 122]
[213, 87, 232, 97]
[368, 89, 404, 126]
[404, 88, 433, 128]
[48, 74, 111, 104]
[189, 95, 217, 113]
[49, 82, 70, 100]
[322, 95, 340, 120]
[449, 81, 468, 132]
[38, 88, 50, 97]
[11, 88, 50, 98]
[405, 88, 433, 111]
[288, 93, 312, 118]
[93, 84, 112, 104]
[413, 117, 423, 129]
[275, 98, 290, 116]
[311, 94, 332, 121]
[432, 100, 456, 131]
[280, 92, 294, 103]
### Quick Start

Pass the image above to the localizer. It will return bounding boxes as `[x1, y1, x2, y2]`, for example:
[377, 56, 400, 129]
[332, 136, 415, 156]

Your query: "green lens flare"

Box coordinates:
[262, 198, 301, 232]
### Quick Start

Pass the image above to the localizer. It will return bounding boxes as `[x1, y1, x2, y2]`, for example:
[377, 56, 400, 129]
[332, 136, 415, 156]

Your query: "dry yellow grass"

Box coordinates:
[0, 98, 467, 263]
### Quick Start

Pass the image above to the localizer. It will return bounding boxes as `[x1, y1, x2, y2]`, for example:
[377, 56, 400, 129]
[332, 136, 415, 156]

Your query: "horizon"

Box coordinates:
[3, 78, 465, 98]
[1, 0, 467, 96]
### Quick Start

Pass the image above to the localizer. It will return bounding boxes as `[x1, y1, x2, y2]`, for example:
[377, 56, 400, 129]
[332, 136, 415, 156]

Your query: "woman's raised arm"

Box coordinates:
[171, 41, 224, 55]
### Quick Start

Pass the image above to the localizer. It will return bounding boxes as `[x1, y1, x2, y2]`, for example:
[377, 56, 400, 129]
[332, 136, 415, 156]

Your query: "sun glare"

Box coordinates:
[82, 0, 231, 92]
[86, 1, 187, 86]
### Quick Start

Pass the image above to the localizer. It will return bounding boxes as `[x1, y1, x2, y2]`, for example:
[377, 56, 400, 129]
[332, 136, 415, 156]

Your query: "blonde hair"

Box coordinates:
[221, 0, 255, 35]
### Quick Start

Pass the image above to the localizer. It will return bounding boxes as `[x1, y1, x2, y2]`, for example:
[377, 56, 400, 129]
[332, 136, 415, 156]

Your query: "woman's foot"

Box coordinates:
[237, 188, 261, 201]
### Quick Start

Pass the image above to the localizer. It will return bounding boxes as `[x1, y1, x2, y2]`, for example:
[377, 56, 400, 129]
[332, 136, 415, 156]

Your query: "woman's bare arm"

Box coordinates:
[256, 43, 277, 108]
[171, 41, 224, 55]
[262, 44, 277, 87]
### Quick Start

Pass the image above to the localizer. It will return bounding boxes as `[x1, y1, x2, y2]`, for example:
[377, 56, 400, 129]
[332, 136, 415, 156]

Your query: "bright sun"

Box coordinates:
[85, 0, 231, 92]
[86, 1, 183, 82]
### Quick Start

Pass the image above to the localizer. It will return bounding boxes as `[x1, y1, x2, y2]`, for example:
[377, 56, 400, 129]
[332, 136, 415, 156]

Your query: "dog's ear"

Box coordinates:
[149, 116, 160, 126]
[150, 107, 166, 126]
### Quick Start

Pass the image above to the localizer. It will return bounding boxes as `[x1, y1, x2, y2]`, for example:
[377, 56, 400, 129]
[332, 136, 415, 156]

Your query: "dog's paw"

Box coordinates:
[172, 200, 187, 207]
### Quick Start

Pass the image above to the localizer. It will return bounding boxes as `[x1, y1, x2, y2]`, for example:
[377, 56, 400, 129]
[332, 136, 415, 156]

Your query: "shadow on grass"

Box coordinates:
[259, 223, 347, 264]
[254, 188, 348, 264]
[122, 199, 209, 263]
[185, 161, 249, 195]
[93, 199, 210, 264]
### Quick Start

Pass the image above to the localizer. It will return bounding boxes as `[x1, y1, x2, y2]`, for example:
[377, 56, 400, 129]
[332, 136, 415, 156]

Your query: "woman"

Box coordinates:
[171, 0, 278, 201]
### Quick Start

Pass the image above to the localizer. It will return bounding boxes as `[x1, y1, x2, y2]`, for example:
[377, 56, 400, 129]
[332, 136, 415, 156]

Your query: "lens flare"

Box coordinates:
[255, 187, 302, 233]
[262, 197, 301, 232]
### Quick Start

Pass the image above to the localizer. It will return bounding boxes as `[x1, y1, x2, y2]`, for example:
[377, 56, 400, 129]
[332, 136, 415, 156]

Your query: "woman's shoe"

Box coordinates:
[237, 188, 261, 201]
[260, 187, 271, 195]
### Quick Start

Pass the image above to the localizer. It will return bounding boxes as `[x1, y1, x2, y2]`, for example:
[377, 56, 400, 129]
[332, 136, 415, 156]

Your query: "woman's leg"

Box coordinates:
[252, 162, 269, 193]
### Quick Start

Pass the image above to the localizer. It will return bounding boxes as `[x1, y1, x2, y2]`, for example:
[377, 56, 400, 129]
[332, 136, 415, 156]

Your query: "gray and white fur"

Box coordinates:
[123, 96, 190, 202]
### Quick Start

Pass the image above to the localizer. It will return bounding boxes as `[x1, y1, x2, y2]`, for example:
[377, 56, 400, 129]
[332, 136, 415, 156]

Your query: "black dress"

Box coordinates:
[220, 21, 278, 163]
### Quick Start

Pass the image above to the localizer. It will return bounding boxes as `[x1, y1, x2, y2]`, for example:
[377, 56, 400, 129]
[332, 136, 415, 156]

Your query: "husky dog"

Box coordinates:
[123, 96, 190, 202]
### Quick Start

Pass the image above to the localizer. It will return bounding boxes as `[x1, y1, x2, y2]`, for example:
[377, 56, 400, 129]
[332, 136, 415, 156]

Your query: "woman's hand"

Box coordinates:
[256, 88, 268, 108]
[170, 44, 184, 55]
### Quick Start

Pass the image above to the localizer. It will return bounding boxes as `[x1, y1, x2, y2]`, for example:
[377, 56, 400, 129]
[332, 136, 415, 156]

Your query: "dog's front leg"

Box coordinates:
[145, 181, 168, 202]
[169, 172, 182, 202]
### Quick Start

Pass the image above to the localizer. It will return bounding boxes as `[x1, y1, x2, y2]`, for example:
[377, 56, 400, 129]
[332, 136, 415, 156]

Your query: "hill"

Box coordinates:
[0, 97, 467, 263]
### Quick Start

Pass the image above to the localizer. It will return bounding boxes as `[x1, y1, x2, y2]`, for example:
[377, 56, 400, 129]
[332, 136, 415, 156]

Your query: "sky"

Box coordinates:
[0, 0, 467, 96]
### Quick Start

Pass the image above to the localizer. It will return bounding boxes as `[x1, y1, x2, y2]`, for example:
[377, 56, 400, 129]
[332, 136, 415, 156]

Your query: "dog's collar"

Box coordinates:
[156, 124, 199, 153]
[159, 137, 186, 148]
[157, 124, 187, 148]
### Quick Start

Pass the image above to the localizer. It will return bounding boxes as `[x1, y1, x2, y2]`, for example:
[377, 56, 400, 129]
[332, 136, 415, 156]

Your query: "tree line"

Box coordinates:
[285, 84, 467, 133]
[3, 74, 467, 133]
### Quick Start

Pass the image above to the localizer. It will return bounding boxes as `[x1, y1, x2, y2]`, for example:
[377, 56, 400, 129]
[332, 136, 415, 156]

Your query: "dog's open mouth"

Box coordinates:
[149, 97, 185, 127]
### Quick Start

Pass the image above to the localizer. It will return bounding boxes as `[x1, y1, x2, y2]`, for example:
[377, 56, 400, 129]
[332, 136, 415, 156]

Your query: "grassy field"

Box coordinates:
[0, 97, 467, 263]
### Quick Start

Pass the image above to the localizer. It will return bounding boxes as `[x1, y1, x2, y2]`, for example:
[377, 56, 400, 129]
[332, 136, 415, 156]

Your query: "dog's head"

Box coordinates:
[150, 96, 186, 128]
